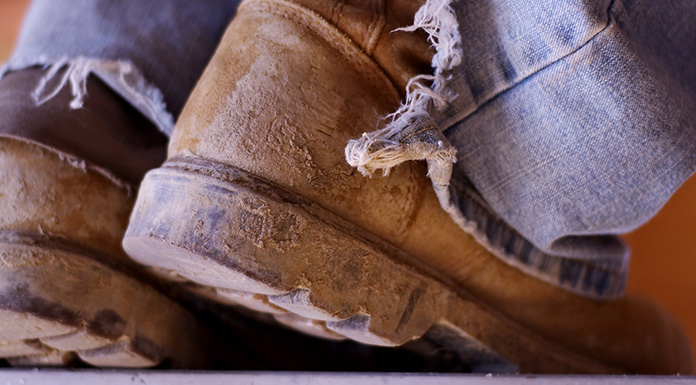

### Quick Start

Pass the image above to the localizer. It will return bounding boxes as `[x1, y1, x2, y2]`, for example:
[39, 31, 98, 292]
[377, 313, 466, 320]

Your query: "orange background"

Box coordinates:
[1, 0, 695, 366]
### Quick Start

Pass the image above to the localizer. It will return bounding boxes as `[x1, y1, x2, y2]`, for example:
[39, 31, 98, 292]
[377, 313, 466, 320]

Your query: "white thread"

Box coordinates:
[345, 0, 462, 178]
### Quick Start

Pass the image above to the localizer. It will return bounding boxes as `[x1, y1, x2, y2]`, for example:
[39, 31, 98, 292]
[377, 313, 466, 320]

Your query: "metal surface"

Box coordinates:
[0, 371, 694, 385]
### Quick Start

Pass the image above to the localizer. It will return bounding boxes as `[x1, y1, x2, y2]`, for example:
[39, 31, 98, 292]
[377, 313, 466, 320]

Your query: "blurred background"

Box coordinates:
[1, 0, 695, 366]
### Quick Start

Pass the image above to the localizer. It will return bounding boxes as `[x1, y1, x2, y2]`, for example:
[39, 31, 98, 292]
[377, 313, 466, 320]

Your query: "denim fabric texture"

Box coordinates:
[431, 0, 696, 297]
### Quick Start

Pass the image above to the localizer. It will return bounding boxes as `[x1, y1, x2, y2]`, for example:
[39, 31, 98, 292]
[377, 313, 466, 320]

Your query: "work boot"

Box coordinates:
[0, 65, 469, 374]
[123, 0, 693, 374]
[0, 69, 217, 368]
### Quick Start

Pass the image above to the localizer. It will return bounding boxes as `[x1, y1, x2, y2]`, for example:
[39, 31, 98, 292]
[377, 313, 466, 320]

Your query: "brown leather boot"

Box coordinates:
[0, 69, 217, 368]
[123, 0, 693, 374]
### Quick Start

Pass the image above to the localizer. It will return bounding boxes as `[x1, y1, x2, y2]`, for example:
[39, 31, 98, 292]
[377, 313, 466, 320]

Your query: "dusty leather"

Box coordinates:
[0, 69, 167, 185]
[287, 0, 433, 93]
[168, 0, 691, 374]
[0, 137, 137, 270]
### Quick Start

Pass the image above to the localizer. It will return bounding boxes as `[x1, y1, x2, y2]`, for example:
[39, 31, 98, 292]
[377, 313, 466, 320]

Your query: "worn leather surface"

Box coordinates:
[171, 0, 422, 245]
[288, 0, 432, 93]
[0, 137, 133, 262]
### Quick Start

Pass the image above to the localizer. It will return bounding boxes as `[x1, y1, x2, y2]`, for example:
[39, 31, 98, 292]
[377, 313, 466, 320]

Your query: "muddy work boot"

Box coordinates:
[0, 69, 217, 368]
[123, 0, 693, 374]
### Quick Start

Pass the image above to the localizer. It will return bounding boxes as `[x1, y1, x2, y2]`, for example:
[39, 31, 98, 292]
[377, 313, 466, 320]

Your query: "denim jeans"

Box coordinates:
[435, 0, 696, 298]
[1, 0, 240, 136]
[2, 0, 694, 299]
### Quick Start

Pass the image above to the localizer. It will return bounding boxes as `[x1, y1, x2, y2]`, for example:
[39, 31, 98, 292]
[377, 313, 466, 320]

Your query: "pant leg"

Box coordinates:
[1, 0, 241, 136]
[433, 0, 696, 297]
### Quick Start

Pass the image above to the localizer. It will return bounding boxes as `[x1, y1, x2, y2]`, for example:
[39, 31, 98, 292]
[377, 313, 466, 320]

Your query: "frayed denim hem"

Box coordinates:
[0, 56, 175, 137]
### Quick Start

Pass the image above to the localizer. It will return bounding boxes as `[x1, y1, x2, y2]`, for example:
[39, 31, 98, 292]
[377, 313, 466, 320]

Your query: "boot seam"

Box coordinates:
[329, 1, 346, 26]
[239, 0, 401, 105]
[363, 0, 387, 56]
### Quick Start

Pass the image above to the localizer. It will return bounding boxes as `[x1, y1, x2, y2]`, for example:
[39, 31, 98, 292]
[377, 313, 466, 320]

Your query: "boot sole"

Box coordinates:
[0, 230, 209, 368]
[123, 156, 619, 373]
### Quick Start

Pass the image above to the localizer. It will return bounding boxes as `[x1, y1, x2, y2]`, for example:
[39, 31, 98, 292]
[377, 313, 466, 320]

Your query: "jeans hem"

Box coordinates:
[0, 56, 175, 137]
[447, 174, 627, 299]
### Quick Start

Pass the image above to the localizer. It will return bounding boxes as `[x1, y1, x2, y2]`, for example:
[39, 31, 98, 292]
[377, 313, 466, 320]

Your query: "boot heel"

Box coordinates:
[124, 156, 530, 372]
[125, 156, 443, 343]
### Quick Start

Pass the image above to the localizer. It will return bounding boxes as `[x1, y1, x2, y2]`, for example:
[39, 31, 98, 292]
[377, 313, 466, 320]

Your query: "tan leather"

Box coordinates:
[0, 137, 218, 368]
[287, 0, 432, 92]
[0, 137, 134, 265]
[171, 0, 423, 246]
[168, 0, 692, 373]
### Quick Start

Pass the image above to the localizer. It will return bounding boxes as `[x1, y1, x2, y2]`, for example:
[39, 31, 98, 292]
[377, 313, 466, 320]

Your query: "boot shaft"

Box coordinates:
[170, 0, 430, 245]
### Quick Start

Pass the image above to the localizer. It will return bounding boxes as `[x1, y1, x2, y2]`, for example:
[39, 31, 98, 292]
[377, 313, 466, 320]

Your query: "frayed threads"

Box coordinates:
[33, 57, 111, 109]
[25, 56, 174, 136]
[345, 114, 456, 187]
[393, 0, 462, 116]
[345, 0, 462, 182]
